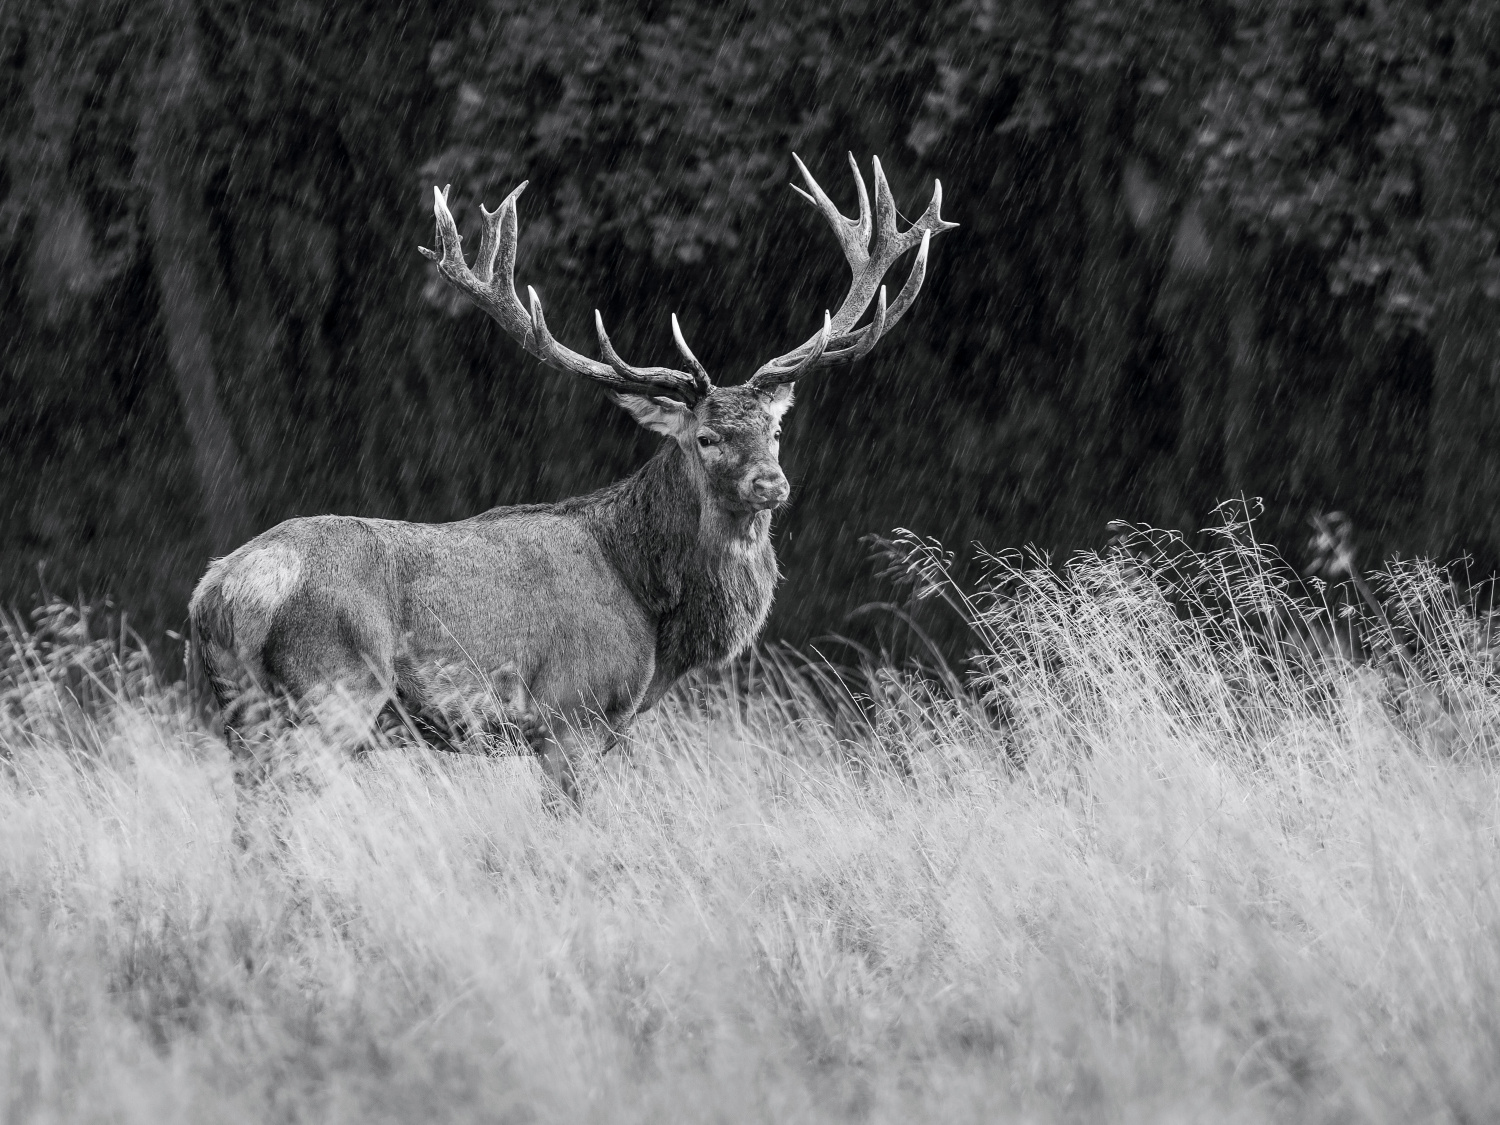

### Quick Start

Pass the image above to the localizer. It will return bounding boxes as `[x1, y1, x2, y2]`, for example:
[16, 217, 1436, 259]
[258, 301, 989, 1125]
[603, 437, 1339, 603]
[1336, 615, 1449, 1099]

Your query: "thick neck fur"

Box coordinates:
[567, 442, 781, 675]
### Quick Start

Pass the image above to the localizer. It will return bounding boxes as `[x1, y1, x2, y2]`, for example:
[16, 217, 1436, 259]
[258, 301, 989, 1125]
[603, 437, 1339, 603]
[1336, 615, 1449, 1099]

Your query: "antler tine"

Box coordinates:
[794, 311, 834, 377]
[473, 181, 527, 284]
[525, 285, 569, 369]
[844, 151, 872, 254]
[879, 227, 930, 330]
[417, 184, 456, 265]
[870, 156, 898, 259]
[770, 288, 887, 379]
[790, 152, 871, 268]
[417, 184, 447, 258]
[421, 182, 706, 403]
[671, 313, 713, 395]
[849, 284, 887, 362]
[852, 152, 876, 249]
[751, 311, 833, 386]
[745, 156, 956, 389]
[594, 311, 702, 398]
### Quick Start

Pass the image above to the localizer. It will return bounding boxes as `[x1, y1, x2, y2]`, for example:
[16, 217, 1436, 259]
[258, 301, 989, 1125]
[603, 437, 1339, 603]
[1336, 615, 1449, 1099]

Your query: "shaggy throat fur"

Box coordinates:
[581, 441, 781, 678]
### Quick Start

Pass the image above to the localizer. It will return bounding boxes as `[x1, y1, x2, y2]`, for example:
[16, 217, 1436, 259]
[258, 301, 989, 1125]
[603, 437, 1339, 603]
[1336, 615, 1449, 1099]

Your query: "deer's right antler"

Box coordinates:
[420, 184, 711, 403]
[746, 154, 959, 390]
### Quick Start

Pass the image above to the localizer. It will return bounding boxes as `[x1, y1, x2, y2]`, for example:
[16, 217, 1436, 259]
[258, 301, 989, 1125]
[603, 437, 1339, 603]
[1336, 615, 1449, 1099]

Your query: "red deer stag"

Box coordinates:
[188, 153, 957, 800]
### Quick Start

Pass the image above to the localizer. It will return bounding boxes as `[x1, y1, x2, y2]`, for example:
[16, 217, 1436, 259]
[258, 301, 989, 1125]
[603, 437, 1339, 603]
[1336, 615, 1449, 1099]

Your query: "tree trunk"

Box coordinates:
[1421, 111, 1500, 568]
[137, 4, 251, 557]
[1077, 77, 1132, 413]
[1068, 71, 1136, 529]
[1223, 273, 1261, 495]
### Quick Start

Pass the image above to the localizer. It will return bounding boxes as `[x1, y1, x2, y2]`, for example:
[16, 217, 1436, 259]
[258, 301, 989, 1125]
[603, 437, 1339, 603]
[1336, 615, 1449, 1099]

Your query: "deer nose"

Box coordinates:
[750, 473, 789, 506]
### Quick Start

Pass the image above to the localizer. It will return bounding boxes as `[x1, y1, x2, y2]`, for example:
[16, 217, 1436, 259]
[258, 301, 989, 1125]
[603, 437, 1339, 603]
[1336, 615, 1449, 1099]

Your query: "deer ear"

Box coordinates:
[761, 383, 795, 422]
[610, 392, 696, 438]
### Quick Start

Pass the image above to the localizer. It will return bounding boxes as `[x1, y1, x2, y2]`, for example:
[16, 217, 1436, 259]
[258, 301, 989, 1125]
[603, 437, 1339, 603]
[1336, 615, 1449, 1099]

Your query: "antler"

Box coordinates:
[746, 154, 958, 390]
[419, 184, 712, 402]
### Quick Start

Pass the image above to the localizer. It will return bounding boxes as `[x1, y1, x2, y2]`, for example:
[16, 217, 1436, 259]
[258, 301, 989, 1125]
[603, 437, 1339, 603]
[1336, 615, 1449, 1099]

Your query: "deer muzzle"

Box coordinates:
[748, 470, 790, 509]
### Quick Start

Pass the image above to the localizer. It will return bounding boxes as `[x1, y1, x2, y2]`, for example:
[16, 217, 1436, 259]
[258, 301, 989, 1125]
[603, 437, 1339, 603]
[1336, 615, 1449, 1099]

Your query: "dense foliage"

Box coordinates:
[3, 0, 1497, 654]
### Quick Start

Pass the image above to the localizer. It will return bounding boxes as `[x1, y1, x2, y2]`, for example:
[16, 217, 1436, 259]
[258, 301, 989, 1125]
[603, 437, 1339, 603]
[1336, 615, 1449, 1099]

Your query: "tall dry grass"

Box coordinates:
[3, 516, 1499, 1123]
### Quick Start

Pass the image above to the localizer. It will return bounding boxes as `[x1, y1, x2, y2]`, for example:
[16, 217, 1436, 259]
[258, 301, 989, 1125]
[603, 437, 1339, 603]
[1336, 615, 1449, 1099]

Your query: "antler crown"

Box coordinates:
[744, 153, 958, 389]
[419, 153, 956, 403]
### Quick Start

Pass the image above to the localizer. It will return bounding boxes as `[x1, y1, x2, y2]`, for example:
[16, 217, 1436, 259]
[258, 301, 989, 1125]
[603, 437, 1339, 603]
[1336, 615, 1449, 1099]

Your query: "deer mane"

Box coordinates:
[574, 442, 779, 673]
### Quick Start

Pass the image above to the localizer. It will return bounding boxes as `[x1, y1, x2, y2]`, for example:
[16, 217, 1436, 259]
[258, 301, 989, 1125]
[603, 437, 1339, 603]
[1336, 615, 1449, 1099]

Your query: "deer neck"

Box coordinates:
[586, 442, 779, 667]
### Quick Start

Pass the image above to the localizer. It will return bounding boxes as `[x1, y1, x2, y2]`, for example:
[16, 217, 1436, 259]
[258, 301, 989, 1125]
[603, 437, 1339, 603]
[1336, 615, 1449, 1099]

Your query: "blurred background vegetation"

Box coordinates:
[2, 0, 1498, 661]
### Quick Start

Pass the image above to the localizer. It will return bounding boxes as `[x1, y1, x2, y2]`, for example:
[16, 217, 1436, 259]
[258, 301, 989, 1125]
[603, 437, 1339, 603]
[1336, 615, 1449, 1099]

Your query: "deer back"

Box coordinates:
[192, 504, 660, 724]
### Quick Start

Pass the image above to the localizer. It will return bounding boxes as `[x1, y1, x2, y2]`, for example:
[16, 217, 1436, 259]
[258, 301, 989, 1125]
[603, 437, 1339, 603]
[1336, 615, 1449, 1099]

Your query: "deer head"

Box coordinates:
[419, 154, 958, 518]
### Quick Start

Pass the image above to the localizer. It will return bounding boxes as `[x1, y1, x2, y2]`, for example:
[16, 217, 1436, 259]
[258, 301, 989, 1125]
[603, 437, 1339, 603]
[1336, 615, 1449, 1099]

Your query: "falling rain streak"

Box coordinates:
[4, 4, 1494, 659]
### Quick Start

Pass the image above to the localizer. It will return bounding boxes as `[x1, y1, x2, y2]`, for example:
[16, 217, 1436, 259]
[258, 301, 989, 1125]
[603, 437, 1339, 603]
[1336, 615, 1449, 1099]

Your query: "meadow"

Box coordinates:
[3, 518, 1499, 1123]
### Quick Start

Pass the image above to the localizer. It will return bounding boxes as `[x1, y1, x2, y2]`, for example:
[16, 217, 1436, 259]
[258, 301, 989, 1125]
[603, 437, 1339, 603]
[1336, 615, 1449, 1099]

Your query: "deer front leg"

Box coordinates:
[531, 703, 641, 809]
[632, 664, 680, 715]
[533, 722, 590, 810]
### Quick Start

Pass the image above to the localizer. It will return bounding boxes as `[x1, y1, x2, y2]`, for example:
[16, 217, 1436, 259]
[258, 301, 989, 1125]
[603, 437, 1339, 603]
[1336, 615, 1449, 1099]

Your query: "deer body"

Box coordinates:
[193, 408, 783, 791]
[195, 508, 659, 733]
[190, 153, 954, 801]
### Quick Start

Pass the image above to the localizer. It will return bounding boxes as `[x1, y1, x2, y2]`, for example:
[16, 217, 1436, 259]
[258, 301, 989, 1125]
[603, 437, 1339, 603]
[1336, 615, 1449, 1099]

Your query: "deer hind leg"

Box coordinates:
[388, 658, 538, 755]
[193, 640, 296, 766]
[261, 602, 398, 756]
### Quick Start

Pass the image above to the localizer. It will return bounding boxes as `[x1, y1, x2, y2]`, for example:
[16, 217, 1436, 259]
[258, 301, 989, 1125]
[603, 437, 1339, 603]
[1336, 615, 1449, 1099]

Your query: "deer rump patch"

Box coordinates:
[194, 542, 305, 667]
[221, 545, 303, 615]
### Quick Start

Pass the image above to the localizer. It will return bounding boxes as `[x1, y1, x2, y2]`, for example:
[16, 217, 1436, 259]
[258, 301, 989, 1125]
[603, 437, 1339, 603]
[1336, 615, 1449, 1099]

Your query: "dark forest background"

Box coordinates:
[3, 0, 1499, 661]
